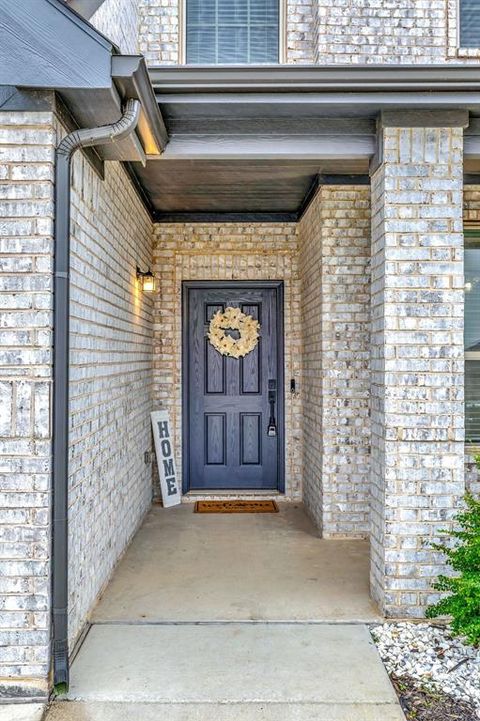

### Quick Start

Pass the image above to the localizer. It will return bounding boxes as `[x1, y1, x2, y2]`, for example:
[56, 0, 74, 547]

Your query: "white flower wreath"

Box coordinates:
[208, 306, 260, 359]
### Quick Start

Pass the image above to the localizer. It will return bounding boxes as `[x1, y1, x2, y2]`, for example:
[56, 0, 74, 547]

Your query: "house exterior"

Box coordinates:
[1, 0, 480, 702]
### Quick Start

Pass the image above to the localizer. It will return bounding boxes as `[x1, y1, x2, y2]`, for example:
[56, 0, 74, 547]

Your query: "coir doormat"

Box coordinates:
[194, 500, 279, 514]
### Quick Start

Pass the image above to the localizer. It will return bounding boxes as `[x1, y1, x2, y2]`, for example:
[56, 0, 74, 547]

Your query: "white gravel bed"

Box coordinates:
[371, 622, 480, 712]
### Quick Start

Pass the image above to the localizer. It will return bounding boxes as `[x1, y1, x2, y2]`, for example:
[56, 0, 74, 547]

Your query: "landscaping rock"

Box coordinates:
[371, 622, 480, 717]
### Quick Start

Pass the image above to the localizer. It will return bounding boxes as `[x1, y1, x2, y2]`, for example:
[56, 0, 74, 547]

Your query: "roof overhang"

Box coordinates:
[125, 65, 480, 219]
[0, 0, 166, 162]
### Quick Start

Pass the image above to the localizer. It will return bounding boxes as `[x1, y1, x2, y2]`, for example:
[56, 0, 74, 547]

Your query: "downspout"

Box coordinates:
[52, 98, 141, 689]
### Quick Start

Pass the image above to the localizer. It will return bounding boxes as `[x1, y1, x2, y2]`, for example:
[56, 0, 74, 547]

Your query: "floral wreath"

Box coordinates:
[208, 306, 260, 358]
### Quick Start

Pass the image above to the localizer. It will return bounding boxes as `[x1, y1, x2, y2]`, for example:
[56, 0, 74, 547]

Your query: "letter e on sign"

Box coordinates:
[151, 410, 181, 507]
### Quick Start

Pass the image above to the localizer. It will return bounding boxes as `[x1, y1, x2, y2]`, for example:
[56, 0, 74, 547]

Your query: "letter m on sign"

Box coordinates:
[151, 410, 181, 508]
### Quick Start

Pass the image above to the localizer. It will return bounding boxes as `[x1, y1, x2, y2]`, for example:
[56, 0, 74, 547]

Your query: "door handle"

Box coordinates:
[267, 379, 277, 437]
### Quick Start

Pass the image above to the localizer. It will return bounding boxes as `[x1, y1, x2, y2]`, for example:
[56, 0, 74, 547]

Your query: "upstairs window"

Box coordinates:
[465, 232, 480, 442]
[186, 0, 280, 65]
[460, 0, 480, 48]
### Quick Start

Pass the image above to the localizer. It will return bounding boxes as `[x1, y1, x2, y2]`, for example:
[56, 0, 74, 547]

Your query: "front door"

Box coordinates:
[183, 281, 284, 492]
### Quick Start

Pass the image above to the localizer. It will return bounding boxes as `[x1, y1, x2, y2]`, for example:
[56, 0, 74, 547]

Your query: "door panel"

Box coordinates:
[183, 282, 284, 492]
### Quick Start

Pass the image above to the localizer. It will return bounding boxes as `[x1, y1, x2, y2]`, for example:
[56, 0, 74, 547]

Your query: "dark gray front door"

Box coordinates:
[183, 281, 284, 492]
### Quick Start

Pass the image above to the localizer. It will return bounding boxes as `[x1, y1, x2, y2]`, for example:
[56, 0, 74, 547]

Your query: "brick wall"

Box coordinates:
[316, 0, 447, 64]
[298, 195, 323, 528]
[91, 0, 139, 54]
[67, 154, 153, 646]
[152, 223, 303, 499]
[370, 124, 465, 617]
[138, 0, 179, 65]
[287, 0, 315, 63]
[0, 111, 55, 692]
[299, 186, 371, 537]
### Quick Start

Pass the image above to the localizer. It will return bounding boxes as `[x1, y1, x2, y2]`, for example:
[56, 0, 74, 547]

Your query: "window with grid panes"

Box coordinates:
[460, 0, 480, 48]
[465, 230, 480, 442]
[186, 0, 280, 64]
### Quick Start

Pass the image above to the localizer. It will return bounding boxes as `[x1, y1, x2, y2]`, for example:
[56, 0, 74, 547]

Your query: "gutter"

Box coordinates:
[148, 64, 480, 93]
[52, 98, 141, 689]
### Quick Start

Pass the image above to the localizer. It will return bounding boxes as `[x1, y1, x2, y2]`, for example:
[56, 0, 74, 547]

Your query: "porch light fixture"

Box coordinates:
[136, 266, 156, 293]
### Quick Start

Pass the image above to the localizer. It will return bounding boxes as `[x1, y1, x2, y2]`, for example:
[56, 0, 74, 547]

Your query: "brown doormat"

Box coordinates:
[194, 499, 279, 514]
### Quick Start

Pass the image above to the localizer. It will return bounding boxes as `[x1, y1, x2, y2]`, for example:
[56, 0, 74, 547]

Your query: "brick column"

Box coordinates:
[0, 108, 55, 694]
[370, 113, 466, 617]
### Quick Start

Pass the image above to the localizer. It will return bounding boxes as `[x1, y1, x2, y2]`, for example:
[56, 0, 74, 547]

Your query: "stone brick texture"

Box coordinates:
[151, 223, 303, 499]
[370, 125, 466, 617]
[91, 0, 140, 54]
[67, 151, 154, 647]
[299, 186, 371, 538]
[316, 0, 447, 64]
[0, 111, 55, 687]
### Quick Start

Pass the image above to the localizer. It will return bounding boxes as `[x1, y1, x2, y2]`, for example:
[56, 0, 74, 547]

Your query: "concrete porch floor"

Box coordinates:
[46, 503, 405, 720]
[91, 502, 380, 623]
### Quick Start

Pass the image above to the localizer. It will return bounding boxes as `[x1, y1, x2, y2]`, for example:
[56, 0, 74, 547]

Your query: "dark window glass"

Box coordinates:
[465, 237, 480, 441]
[460, 0, 480, 48]
[186, 0, 279, 64]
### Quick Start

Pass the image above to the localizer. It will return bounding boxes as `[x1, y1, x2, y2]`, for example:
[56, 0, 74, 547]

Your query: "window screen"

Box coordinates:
[186, 0, 280, 65]
[465, 236, 480, 441]
[460, 0, 480, 48]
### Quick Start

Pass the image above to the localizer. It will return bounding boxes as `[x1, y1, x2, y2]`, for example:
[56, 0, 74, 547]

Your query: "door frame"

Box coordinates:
[182, 280, 285, 494]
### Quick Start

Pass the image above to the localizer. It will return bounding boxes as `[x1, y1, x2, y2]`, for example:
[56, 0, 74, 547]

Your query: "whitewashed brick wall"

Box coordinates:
[298, 196, 323, 527]
[139, 0, 179, 64]
[0, 111, 55, 692]
[299, 186, 371, 538]
[316, 0, 448, 64]
[286, 0, 315, 64]
[370, 124, 466, 617]
[91, 0, 139, 54]
[67, 154, 153, 646]
[152, 223, 303, 498]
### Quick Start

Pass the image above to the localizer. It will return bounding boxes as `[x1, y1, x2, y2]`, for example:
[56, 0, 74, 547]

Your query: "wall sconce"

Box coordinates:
[136, 266, 156, 293]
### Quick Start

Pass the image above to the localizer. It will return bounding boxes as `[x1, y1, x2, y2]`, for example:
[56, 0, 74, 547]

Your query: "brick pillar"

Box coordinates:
[0, 107, 55, 694]
[370, 113, 466, 617]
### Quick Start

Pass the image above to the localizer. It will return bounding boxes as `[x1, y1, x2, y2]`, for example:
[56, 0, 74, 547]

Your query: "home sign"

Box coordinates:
[151, 410, 181, 507]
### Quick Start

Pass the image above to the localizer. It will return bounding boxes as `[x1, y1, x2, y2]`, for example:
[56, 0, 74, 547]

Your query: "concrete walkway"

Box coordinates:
[92, 504, 380, 623]
[46, 504, 404, 720]
[48, 623, 404, 720]
[0, 706, 44, 721]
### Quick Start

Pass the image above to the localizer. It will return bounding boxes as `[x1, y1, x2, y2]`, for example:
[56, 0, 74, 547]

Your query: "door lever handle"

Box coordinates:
[267, 379, 277, 437]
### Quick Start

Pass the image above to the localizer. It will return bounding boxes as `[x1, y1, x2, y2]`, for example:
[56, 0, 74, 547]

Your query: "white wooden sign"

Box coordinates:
[151, 410, 181, 507]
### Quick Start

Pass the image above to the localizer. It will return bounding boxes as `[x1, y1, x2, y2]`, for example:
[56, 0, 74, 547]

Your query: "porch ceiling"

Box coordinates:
[134, 159, 369, 219]
[132, 66, 480, 220]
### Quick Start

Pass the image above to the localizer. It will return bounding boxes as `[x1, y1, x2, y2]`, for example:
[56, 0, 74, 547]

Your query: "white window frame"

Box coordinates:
[464, 224, 480, 446]
[179, 0, 287, 65]
[447, 0, 480, 58]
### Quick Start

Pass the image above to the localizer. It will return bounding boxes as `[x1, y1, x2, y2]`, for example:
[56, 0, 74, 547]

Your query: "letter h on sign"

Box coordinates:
[151, 410, 181, 507]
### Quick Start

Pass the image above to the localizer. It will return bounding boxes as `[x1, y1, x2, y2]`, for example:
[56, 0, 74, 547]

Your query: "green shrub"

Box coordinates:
[426, 493, 480, 646]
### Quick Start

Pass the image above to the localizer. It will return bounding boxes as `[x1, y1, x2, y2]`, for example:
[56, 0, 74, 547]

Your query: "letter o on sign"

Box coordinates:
[161, 439, 171, 457]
